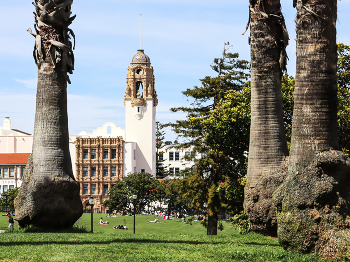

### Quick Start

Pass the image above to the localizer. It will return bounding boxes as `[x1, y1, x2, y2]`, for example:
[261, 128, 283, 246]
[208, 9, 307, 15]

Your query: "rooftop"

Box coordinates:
[0, 153, 31, 164]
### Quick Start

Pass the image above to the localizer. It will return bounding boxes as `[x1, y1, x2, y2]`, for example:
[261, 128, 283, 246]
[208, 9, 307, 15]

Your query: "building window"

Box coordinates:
[158, 152, 163, 161]
[103, 149, 109, 159]
[9, 185, 14, 190]
[0, 168, 2, 178]
[175, 168, 180, 174]
[21, 167, 25, 176]
[185, 151, 190, 157]
[91, 184, 96, 195]
[103, 167, 108, 177]
[134, 149, 136, 160]
[83, 167, 88, 177]
[134, 167, 136, 173]
[91, 167, 96, 177]
[3, 168, 8, 178]
[175, 152, 179, 161]
[141, 169, 145, 173]
[111, 149, 116, 159]
[169, 152, 174, 161]
[169, 167, 174, 174]
[3, 185, 8, 192]
[0, 186, 1, 193]
[111, 167, 116, 177]
[9, 168, 14, 178]
[83, 149, 88, 159]
[103, 184, 108, 195]
[83, 184, 88, 194]
[91, 149, 96, 159]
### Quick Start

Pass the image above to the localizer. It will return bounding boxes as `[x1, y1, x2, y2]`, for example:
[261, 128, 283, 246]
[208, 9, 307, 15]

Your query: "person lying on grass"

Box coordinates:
[147, 218, 160, 223]
[113, 225, 128, 229]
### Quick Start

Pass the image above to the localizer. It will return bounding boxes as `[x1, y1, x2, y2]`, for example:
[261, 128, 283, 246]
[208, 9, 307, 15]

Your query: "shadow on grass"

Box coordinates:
[243, 242, 280, 247]
[0, 238, 213, 246]
[22, 225, 89, 233]
[0, 238, 280, 247]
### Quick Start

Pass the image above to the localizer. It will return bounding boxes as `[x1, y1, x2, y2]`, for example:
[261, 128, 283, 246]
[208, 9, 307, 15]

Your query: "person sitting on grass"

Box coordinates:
[147, 218, 159, 223]
[99, 217, 109, 225]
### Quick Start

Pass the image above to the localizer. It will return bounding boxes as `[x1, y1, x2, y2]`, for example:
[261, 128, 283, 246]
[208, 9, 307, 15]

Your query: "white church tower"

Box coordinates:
[124, 49, 158, 176]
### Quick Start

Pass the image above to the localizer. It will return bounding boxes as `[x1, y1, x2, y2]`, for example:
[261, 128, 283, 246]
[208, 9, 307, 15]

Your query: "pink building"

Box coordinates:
[0, 117, 33, 194]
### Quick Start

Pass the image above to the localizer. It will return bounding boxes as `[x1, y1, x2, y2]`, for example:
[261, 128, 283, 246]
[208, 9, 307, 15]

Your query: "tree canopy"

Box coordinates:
[103, 172, 160, 213]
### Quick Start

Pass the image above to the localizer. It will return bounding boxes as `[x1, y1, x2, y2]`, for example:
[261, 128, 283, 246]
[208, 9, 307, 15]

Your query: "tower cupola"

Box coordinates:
[130, 49, 151, 66]
[124, 49, 158, 107]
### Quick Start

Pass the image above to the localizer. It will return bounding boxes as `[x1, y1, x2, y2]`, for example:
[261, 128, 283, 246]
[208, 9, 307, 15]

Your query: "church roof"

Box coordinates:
[130, 49, 151, 66]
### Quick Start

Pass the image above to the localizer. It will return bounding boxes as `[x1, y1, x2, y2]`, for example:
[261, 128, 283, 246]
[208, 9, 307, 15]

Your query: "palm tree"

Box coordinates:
[246, 0, 289, 188]
[15, 0, 82, 228]
[288, 0, 339, 172]
[272, 1, 349, 257]
[244, 0, 289, 234]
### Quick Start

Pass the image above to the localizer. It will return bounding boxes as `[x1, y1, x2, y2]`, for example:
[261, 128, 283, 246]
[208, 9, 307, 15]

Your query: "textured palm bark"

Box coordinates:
[244, 0, 289, 236]
[246, 0, 288, 188]
[15, 0, 82, 228]
[273, 1, 350, 258]
[288, 0, 338, 173]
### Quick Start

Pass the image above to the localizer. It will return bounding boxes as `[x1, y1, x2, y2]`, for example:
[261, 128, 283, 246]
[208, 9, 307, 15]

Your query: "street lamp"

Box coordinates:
[89, 196, 95, 233]
[133, 194, 137, 234]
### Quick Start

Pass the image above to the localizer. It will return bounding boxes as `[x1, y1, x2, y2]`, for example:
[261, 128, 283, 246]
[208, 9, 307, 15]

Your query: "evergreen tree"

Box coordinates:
[156, 122, 167, 178]
[167, 43, 250, 235]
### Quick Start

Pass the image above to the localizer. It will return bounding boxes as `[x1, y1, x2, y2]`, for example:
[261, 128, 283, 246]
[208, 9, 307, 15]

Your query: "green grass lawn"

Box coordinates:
[0, 213, 322, 262]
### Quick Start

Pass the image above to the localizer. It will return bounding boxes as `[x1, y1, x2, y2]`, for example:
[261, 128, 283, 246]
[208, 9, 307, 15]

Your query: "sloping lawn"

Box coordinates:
[0, 213, 321, 261]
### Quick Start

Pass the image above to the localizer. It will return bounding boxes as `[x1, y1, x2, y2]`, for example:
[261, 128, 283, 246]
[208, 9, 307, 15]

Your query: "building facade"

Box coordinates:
[0, 153, 29, 194]
[160, 143, 200, 178]
[74, 134, 124, 212]
[0, 117, 32, 194]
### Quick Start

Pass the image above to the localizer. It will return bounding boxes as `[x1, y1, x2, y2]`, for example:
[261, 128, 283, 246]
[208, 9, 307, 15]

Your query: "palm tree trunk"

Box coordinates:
[33, 61, 73, 182]
[14, 0, 82, 228]
[288, 0, 338, 173]
[246, 0, 289, 188]
[244, 0, 289, 236]
[272, 1, 350, 257]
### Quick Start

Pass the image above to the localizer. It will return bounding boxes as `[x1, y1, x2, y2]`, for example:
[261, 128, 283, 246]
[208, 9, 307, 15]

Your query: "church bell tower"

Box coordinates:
[124, 49, 158, 176]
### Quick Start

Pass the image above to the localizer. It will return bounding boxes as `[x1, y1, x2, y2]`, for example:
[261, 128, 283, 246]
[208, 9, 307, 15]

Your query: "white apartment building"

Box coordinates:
[160, 142, 201, 177]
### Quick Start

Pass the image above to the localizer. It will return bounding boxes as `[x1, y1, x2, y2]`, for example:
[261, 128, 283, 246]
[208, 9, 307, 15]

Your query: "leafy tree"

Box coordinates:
[167, 44, 250, 235]
[281, 74, 295, 148]
[156, 122, 168, 178]
[103, 172, 160, 213]
[337, 43, 350, 153]
[168, 42, 250, 151]
[0, 188, 19, 211]
[102, 180, 129, 214]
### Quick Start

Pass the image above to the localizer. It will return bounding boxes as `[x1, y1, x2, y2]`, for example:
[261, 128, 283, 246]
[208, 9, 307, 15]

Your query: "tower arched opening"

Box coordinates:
[136, 81, 143, 98]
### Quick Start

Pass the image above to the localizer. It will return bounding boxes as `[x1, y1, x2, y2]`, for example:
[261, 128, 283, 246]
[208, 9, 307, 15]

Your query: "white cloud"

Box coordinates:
[15, 79, 37, 89]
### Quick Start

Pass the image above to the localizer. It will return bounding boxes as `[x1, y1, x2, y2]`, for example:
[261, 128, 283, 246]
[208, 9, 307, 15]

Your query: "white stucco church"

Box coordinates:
[70, 48, 157, 178]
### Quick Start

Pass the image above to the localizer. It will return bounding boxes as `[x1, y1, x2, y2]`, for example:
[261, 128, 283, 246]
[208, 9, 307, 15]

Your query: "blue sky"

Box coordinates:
[1, 1, 349, 141]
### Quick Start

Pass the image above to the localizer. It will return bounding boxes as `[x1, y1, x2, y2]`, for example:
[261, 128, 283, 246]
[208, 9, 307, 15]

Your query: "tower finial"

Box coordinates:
[140, 14, 142, 49]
